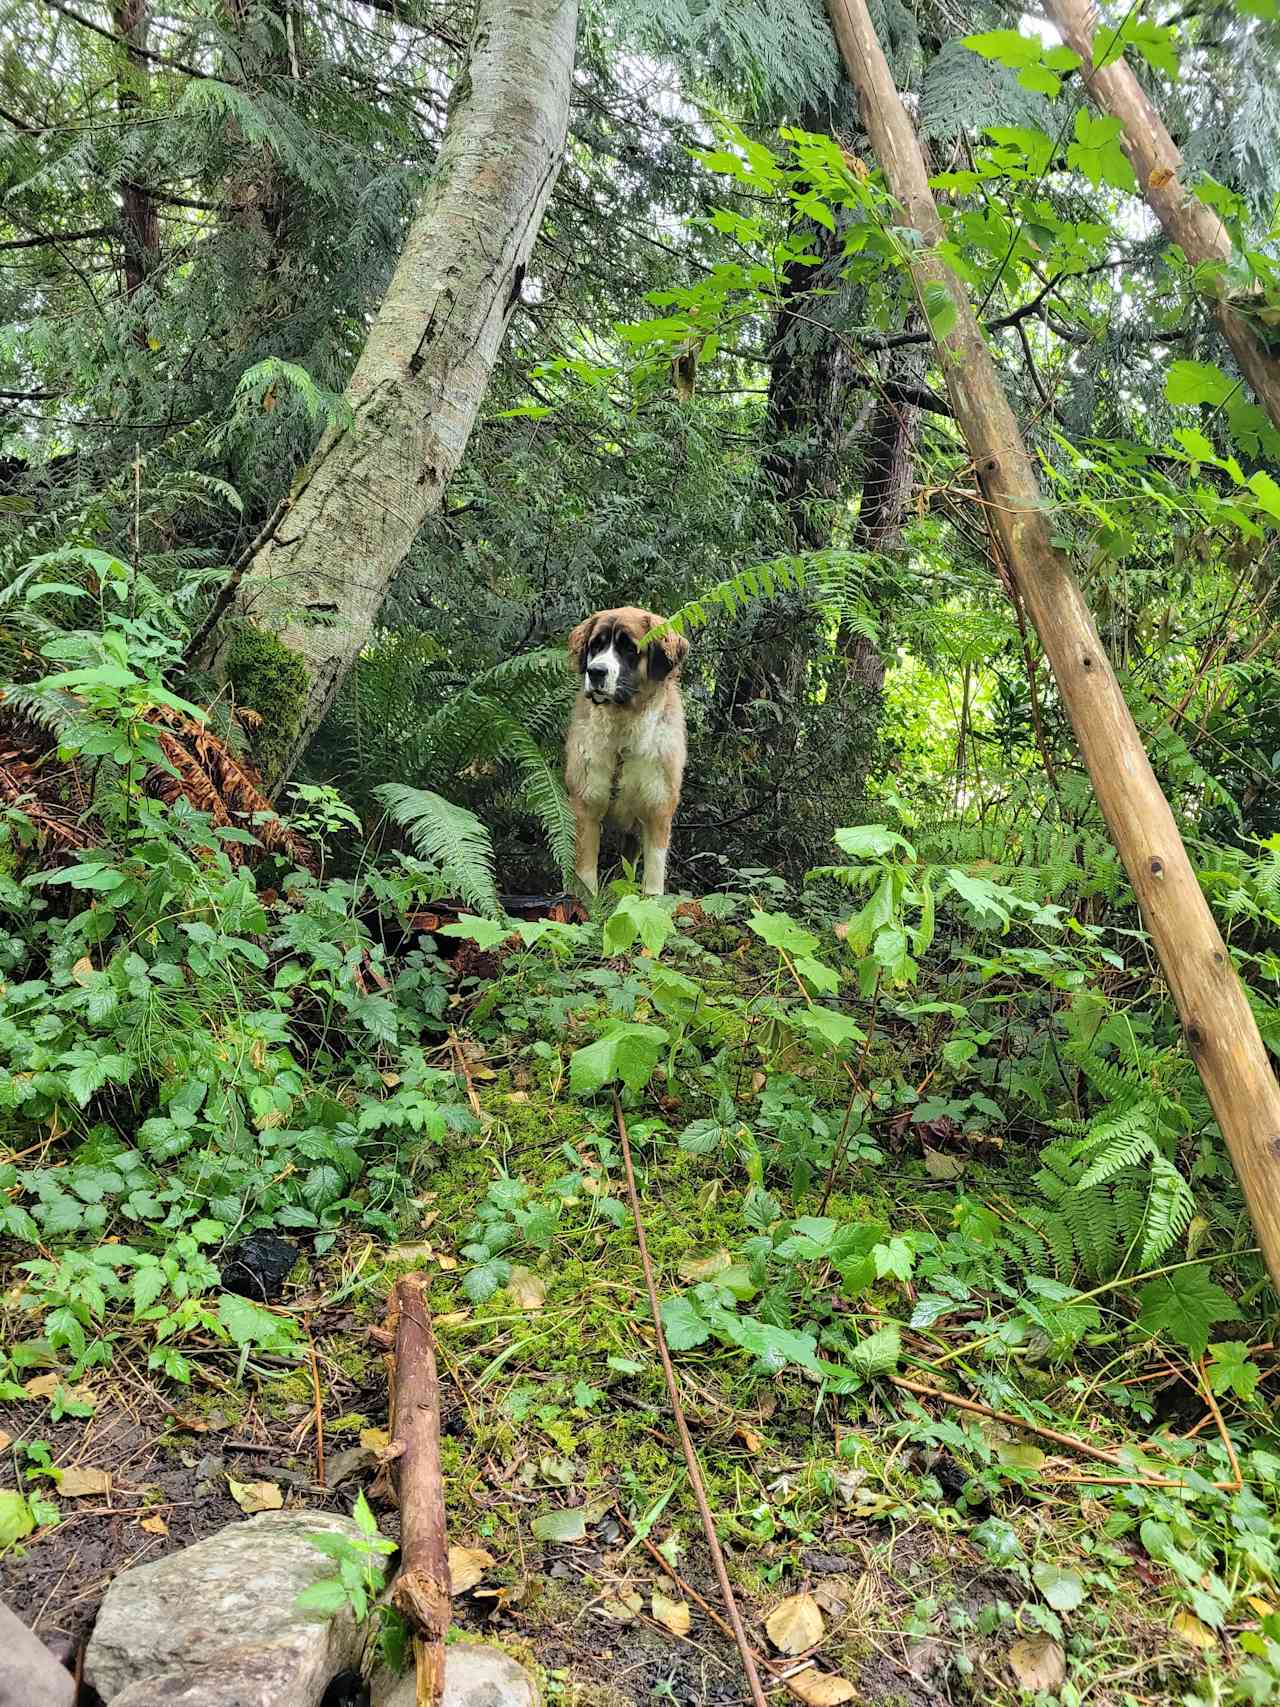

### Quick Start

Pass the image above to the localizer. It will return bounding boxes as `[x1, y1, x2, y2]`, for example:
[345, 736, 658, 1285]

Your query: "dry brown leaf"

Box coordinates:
[58, 1466, 111, 1498]
[677, 1248, 732, 1283]
[786, 1668, 858, 1705]
[1008, 1635, 1066, 1692]
[734, 1425, 763, 1453]
[360, 1427, 390, 1451]
[1172, 1610, 1217, 1650]
[228, 1476, 283, 1514]
[922, 1146, 965, 1180]
[0, 1430, 10, 1452]
[651, 1591, 691, 1636]
[599, 1591, 643, 1623]
[140, 1514, 169, 1536]
[1149, 165, 1176, 188]
[71, 955, 95, 986]
[765, 1591, 824, 1655]
[509, 1266, 546, 1310]
[449, 1545, 496, 1595]
[435, 1254, 458, 1272]
[22, 1372, 63, 1400]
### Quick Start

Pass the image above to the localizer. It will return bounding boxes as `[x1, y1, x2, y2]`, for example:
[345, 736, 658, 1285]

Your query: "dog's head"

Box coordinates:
[568, 607, 689, 706]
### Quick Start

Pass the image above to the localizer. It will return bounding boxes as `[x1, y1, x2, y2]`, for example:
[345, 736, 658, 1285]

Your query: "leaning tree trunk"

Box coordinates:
[198, 0, 578, 788]
[825, 0, 1280, 1289]
[1045, 0, 1280, 432]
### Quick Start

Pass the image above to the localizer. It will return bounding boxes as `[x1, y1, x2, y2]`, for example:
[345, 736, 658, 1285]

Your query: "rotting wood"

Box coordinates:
[824, 0, 1280, 1292]
[1045, 0, 1280, 433]
[612, 1090, 770, 1707]
[387, 1273, 450, 1707]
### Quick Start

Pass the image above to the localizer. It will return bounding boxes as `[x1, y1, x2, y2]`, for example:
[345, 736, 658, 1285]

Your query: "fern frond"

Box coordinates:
[503, 727, 576, 886]
[373, 785, 501, 918]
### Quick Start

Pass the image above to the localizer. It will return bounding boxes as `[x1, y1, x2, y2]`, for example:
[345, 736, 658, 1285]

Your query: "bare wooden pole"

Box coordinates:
[824, 0, 1280, 1290]
[387, 1274, 450, 1707]
[1044, 0, 1280, 432]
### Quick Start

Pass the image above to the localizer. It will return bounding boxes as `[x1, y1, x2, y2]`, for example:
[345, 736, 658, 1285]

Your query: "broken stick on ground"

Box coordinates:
[387, 1272, 451, 1707]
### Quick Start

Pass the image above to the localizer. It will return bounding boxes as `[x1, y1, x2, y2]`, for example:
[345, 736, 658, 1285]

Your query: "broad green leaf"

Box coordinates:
[832, 825, 916, 861]
[746, 911, 821, 957]
[1165, 360, 1237, 408]
[294, 1579, 350, 1616]
[218, 1292, 299, 1353]
[1137, 1268, 1240, 1359]
[1033, 1561, 1085, 1612]
[531, 1507, 588, 1543]
[1206, 1340, 1261, 1401]
[569, 1023, 668, 1097]
[603, 894, 674, 958]
[922, 280, 957, 341]
[0, 1491, 37, 1549]
[845, 1323, 901, 1376]
[787, 1006, 865, 1053]
[962, 29, 1041, 68]
[437, 916, 512, 951]
[660, 1294, 711, 1351]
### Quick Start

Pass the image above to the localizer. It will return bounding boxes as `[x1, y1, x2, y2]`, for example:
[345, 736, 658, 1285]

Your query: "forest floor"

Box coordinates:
[2, 908, 1274, 1706]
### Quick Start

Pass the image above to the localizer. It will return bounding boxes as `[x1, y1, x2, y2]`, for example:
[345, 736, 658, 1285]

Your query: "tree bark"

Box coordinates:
[825, 0, 1280, 1290]
[113, 0, 160, 303]
[200, 0, 578, 788]
[1045, 0, 1280, 432]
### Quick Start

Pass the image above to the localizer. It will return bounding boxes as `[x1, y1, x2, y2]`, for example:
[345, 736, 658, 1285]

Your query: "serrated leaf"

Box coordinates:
[218, 1293, 298, 1352]
[531, 1507, 587, 1543]
[651, 1591, 691, 1635]
[1138, 1268, 1240, 1359]
[569, 1024, 668, 1097]
[746, 911, 821, 957]
[449, 1545, 495, 1593]
[922, 280, 957, 341]
[228, 1477, 283, 1513]
[660, 1295, 711, 1351]
[766, 1591, 824, 1655]
[1165, 359, 1237, 408]
[295, 1579, 350, 1616]
[962, 29, 1042, 68]
[0, 1492, 36, 1548]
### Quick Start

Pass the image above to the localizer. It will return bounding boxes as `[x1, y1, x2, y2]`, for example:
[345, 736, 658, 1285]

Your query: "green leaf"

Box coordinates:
[746, 910, 821, 957]
[0, 1491, 37, 1549]
[531, 1507, 588, 1543]
[603, 895, 675, 959]
[1165, 360, 1237, 409]
[832, 826, 916, 860]
[661, 1294, 711, 1351]
[1249, 470, 1280, 523]
[294, 1579, 351, 1616]
[437, 916, 511, 951]
[845, 1323, 901, 1377]
[569, 1023, 668, 1097]
[787, 1006, 865, 1054]
[1017, 65, 1062, 97]
[962, 29, 1042, 69]
[922, 280, 958, 342]
[1033, 1561, 1085, 1612]
[218, 1292, 299, 1353]
[1067, 110, 1137, 192]
[1207, 1340, 1261, 1401]
[1137, 1268, 1240, 1359]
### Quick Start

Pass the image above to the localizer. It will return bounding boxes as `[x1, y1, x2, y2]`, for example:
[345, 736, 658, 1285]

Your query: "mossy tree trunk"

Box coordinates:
[199, 0, 578, 789]
[825, 0, 1280, 1290]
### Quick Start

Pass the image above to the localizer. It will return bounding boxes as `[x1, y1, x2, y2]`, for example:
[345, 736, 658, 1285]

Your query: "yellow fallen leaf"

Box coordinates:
[140, 1514, 169, 1536]
[71, 956, 96, 986]
[1008, 1636, 1065, 1692]
[0, 1430, 10, 1452]
[58, 1466, 111, 1498]
[651, 1591, 691, 1636]
[677, 1248, 732, 1283]
[599, 1590, 643, 1623]
[1149, 165, 1176, 188]
[1247, 1595, 1276, 1619]
[509, 1266, 546, 1310]
[23, 1373, 63, 1400]
[765, 1591, 824, 1655]
[436, 1254, 458, 1272]
[360, 1428, 390, 1451]
[786, 1668, 858, 1705]
[228, 1477, 283, 1514]
[734, 1425, 763, 1453]
[1172, 1610, 1217, 1650]
[449, 1546, 495, 1595]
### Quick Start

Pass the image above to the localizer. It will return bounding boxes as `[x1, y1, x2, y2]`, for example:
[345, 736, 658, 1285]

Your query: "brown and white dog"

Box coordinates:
[565, 607, 689, 897]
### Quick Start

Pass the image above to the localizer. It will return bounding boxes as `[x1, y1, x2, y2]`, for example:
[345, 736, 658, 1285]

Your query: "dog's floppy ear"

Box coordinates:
[645, 615, 689, 679]
[568, 615, 597, 674]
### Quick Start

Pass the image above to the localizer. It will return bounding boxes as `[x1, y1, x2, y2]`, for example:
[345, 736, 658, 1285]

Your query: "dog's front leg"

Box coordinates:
[640, 812, 672, 897]
[573, 804, 603, 896]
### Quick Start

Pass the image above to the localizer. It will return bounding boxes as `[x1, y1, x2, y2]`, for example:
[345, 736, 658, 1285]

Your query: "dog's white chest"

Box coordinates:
[570, 700, 677, 818]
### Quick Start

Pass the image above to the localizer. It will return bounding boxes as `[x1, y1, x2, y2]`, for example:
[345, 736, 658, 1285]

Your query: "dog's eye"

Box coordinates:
[616, 635, 637, 659]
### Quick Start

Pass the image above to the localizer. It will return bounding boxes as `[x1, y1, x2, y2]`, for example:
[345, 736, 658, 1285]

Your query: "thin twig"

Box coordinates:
[183, 495, 290, 669]
[449, 1028, 483, 1121]
[891, 1375, 1236, 1490]
[1197, 1355, 1243, 1490]
[305, 1316, 326, 1489]
[613, 1090, 769, 1707]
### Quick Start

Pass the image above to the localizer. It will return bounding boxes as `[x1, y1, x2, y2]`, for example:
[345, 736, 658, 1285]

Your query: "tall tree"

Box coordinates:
[1044, 0, 1280, 433]
[823, 0, 1280, 1288]
[193, 0, 577, 786]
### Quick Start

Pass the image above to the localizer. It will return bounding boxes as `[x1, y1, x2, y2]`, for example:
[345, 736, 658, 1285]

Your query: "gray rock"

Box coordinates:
[372, 1644, 537, 1707]
[85, 1509, 368, 1707]
[0, 1599, 75, 1707]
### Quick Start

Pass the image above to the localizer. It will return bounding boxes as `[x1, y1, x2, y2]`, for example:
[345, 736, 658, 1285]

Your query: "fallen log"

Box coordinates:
[386, 1273, 450, 1707]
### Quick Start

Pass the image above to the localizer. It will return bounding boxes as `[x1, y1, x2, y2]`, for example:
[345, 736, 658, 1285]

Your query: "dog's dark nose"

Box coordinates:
[587, 664, 607, 686]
